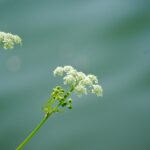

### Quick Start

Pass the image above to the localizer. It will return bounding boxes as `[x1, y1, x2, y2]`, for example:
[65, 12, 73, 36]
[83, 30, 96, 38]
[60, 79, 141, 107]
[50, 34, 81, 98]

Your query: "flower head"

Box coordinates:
[53, 65, 103, 97]
[44, 65, 103, 115]
[0, 31, 22, 49]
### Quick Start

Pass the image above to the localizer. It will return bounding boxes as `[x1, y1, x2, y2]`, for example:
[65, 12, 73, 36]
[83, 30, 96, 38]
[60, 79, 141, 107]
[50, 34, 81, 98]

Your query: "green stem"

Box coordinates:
[16, 113, 52, 150]
[16, 88, 74, 150]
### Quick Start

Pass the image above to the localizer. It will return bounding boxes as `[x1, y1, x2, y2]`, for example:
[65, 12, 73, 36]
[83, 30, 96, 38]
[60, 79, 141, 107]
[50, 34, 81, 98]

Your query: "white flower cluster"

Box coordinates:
[0, 31, 22, 49]
[53, 66, 103, 96]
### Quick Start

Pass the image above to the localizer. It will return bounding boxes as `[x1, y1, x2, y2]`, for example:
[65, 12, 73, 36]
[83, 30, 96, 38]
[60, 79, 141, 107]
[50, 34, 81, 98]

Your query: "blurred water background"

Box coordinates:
[0, 0, 150, 150]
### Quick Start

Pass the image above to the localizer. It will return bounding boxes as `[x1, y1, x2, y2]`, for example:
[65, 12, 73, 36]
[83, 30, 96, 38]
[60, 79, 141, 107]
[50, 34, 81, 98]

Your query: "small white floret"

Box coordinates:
[77, 72, 86, 80]
[64, 66, 74, 72]
[53, 67, 64, 76]
[92, 85, 103, 96]
[67, 69, 77, 77]
[87, 74, 98, 84]
[75, 85, 87, 95]
[80, 77, 93, 86]
[63, 75, 76, 85]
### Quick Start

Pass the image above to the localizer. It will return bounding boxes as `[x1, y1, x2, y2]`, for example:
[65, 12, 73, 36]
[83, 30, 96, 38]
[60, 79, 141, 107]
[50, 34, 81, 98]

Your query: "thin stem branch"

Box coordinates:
[16, 113, 52, 150]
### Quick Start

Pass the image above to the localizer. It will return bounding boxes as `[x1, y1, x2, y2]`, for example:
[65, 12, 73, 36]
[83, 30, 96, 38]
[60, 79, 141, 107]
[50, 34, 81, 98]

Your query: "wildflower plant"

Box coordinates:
[0, 31, 22, 49]
[16, 66, 103, 150]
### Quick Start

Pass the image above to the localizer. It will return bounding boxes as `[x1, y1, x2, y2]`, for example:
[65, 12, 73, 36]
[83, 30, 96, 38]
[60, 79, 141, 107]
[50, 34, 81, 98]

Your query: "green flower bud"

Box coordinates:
[68, 98, 72, 103]
[67, 105, 72, 109]
[61, 102, 67, 107]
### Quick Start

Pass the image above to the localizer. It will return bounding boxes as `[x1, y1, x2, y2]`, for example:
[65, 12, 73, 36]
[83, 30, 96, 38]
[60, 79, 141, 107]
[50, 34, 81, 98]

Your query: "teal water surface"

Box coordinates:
[0, 0, 150, 150]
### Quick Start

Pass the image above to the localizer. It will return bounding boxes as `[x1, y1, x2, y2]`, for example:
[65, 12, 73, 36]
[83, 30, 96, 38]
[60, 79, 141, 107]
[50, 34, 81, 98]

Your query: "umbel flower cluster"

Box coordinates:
[54, 66, 103, 96]
[0, 31, 22, 49]
[43, 66, 103, 114]
[16, 66, 103, 150]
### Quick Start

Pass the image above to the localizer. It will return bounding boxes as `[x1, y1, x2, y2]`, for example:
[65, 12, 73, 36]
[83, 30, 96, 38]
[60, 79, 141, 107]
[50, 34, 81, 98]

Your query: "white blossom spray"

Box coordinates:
[16, 65, 103, 150]
[0, 31, 22, 49]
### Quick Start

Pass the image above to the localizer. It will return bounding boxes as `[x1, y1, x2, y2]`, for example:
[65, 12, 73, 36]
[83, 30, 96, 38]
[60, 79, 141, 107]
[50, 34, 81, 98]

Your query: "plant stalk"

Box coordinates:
[16, 113, 52, 150]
